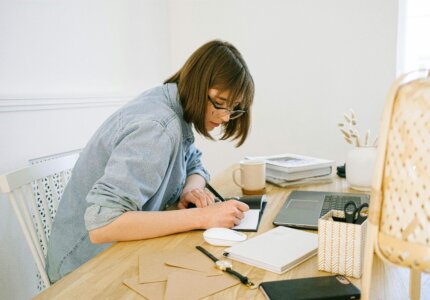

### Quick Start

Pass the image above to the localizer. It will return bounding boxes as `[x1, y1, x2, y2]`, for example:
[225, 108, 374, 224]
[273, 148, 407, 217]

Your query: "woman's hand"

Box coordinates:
[197, 200, 249, 228]
[178, 187, 215, 209]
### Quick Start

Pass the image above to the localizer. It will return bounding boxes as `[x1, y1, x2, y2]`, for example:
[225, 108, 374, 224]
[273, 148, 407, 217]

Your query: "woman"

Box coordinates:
[46, 40, 255, 283]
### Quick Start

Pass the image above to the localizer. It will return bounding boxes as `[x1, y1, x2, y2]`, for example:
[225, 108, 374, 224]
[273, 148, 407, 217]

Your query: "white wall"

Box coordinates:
[169, 0, 398, 175]
[0, 1, 170, 299]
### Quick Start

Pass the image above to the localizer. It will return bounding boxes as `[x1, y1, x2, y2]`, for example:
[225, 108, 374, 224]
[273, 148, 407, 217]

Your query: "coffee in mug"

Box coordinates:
[232, 159, 266, 195]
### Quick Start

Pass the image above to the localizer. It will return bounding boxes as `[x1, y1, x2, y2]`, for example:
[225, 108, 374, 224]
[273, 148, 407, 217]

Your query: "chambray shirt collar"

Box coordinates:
[165, 83, 194, 143]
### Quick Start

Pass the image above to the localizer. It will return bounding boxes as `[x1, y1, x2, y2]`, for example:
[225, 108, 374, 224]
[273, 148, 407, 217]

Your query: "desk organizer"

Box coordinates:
[318, 210, 367, 278]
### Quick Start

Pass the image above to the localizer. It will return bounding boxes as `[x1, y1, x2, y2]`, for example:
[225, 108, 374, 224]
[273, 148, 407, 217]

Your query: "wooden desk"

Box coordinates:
[35, 165, 429, 299]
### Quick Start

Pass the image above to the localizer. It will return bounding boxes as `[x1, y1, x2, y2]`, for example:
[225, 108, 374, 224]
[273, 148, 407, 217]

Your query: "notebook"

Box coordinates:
[233, 195, 267, 232]
[259, 275, 361, 300]
[223, 226, 318, 274]
[273, 191, 369, 230]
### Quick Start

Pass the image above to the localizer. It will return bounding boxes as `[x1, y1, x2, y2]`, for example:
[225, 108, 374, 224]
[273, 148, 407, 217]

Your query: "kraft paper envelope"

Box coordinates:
[125, 271, 239, 300]
[139, 250, 221, 283]
[123, 278, 165, 300]
[164, 251, 223, 275]
[164, 271, 239, 300]
[139, 250, 184, 283]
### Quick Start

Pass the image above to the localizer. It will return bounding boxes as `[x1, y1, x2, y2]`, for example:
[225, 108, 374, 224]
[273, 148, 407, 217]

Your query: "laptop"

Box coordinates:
[273, 190, 370, 230]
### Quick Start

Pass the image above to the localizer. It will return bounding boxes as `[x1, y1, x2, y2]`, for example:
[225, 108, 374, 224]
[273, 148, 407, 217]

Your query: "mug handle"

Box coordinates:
[232, 168, 243, 188]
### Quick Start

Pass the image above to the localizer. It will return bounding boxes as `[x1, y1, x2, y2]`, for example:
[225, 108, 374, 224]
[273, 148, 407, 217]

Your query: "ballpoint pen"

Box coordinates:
[186, 182, 226, 208]
[205, 182, 226, 202]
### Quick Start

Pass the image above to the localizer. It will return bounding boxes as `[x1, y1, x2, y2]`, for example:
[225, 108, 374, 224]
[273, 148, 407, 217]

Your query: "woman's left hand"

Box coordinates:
[178, 188, 215, 209]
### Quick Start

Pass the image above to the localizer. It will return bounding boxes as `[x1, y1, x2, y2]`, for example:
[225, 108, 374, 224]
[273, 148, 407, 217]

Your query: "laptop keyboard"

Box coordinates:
[320, 195, 362, 217]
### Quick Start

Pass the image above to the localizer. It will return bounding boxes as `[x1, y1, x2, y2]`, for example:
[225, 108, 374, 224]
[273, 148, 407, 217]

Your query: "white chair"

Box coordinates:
[0, 153, 79, 289]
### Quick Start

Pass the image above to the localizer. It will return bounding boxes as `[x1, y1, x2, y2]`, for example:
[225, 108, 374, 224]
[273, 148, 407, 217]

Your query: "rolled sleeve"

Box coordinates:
[84, 120, 176, 231]
[185, 143, 210, 182]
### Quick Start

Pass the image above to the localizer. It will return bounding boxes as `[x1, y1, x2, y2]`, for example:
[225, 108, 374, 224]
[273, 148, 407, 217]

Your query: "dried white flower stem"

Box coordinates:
[364, 130, 370, 146]
[338, 109, 377, 147]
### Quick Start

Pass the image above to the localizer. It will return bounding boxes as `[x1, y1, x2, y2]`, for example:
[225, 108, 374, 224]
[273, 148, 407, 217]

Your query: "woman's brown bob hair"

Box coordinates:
[164, 40, 254, 147]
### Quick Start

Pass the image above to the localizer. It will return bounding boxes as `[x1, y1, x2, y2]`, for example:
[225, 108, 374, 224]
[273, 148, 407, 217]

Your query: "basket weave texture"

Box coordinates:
[318, 210, 367, 278]
[378, 79, 430, 270]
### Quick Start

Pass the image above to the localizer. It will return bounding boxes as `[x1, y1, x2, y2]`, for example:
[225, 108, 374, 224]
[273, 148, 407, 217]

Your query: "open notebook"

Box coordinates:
[232, 195, 267, 232]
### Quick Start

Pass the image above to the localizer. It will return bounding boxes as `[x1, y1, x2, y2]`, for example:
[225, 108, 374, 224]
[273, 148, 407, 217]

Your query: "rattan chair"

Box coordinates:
[362, 70, 430, 300]
[0, 153, 79, 289]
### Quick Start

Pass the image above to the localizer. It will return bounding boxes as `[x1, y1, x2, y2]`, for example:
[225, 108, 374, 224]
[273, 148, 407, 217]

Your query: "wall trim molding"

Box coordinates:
[0, 96, 131, 112]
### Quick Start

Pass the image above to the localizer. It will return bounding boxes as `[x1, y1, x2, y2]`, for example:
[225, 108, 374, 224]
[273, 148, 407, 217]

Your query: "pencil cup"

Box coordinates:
[317, 210, 367, 278]
[232, 159, 266, 195]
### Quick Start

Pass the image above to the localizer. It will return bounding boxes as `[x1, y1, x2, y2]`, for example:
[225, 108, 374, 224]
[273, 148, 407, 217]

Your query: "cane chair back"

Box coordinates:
[373, 71, 430, 269]
[362, 70, 430, 300]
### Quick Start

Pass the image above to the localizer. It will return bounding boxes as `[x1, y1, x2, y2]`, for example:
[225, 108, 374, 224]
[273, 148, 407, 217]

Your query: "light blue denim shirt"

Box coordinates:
[46, 83, 210, 283]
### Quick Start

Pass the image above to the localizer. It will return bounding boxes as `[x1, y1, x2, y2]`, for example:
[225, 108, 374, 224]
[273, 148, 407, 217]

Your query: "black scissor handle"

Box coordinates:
[344, 201, 358, 224]
[354, 203, 369, 224]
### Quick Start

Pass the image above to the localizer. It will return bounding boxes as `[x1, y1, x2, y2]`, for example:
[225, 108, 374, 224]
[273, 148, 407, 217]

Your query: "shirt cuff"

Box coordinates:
[84, 204, 124, 231]
[187, 167, 211, 183]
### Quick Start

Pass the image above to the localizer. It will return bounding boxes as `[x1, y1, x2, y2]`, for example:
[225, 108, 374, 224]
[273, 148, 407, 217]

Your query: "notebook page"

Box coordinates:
[232, 210, 260, 230]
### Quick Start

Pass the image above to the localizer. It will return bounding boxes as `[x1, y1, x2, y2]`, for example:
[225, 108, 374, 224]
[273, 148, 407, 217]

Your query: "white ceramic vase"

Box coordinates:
[346, 146, 377, 191]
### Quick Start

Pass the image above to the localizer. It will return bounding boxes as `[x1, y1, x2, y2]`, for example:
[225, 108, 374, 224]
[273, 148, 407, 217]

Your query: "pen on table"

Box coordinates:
[205, 182, 226, 202]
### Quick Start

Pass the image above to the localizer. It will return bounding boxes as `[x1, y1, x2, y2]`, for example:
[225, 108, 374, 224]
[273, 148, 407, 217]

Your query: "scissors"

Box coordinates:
[344, 201, 369, 224]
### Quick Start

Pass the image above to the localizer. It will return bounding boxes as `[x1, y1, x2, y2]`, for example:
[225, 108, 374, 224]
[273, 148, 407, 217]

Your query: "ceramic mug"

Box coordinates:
[346, 146, 377, 191]
[232, 159, 266, 195]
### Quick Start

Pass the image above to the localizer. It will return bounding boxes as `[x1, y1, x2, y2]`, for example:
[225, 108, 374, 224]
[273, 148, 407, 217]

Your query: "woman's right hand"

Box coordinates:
[197, 200, 249, 229]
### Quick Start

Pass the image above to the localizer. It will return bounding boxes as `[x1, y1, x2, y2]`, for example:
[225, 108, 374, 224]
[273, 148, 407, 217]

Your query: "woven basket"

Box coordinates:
[318, 210, 367, 278]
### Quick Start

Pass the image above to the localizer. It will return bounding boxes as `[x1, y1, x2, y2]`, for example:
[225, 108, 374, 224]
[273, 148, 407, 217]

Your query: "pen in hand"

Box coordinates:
[205, 182, 226, 202]
[186, 182, 225, 208]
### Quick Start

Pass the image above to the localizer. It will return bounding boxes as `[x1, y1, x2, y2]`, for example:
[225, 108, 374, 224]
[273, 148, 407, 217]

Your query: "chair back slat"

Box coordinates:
[48, 175, 60, 216]
[18, 185, 48, 263]
[14, 188, 42, 260]
[8, 191, 51, 286]
[53, 170, 72, 214]
[11, 189, 46, 268]
[59, 170, 71, 196]
[29, 182, 50, 256]
[36, 178, 54, 237]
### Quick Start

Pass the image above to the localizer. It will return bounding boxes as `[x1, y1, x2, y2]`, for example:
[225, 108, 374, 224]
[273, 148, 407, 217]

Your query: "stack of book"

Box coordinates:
[247, 153, 334, 187]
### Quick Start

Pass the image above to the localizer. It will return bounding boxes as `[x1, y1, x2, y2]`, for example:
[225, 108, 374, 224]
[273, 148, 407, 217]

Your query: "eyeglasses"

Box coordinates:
[207, 95, 245, 120]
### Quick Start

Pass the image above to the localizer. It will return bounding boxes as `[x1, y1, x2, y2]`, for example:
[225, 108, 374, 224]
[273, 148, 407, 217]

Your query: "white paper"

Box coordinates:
[232, 210, 260, 230]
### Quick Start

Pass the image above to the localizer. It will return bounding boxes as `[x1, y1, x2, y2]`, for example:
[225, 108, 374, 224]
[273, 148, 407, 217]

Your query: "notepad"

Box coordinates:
[232, 195, 267, 232]
[224, 226, 318, 274]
